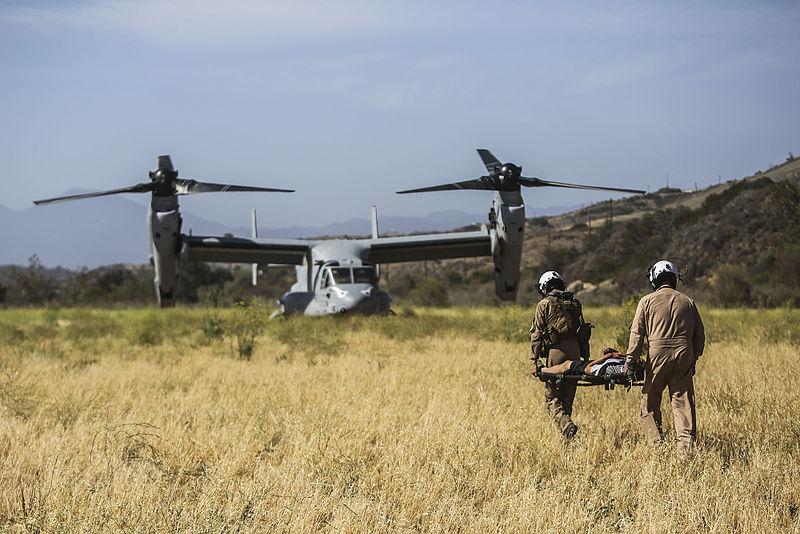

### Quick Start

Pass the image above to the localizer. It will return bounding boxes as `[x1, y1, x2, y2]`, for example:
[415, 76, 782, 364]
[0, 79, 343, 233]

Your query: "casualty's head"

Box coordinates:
[648, 260, 679, 290]
[538, 270, 566, 296]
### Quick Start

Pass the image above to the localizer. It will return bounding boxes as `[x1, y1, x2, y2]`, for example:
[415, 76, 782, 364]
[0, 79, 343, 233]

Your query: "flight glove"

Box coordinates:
[625, 355, 638, 378]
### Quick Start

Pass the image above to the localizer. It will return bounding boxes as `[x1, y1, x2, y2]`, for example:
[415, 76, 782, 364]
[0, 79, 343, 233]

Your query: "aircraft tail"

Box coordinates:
[251, 209, 258, 286]
[371, 206, 381, 279]
[371, 205, 379, 239]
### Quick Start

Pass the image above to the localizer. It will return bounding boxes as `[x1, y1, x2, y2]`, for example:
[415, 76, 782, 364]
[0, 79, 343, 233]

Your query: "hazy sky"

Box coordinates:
[2, 0, 798, 228]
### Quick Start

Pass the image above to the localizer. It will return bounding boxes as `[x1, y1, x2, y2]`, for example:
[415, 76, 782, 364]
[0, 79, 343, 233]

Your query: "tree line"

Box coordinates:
[2, 178, 798, 309]
[0, 256, 295, 308]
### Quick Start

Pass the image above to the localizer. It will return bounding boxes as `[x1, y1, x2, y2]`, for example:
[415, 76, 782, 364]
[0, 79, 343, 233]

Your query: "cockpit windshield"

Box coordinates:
[323, 266, 376, 287]
[353, 267, 377, 284]
[329, 267, 353, 285]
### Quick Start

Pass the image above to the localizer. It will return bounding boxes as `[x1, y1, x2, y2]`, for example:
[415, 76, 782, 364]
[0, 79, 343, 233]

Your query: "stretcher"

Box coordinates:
[536, 368, 644, 390]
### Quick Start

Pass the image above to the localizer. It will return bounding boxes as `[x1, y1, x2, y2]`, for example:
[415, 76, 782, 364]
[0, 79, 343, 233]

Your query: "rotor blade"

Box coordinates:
[397, 177, 494, 194]
[476, 149, 502, 174]
[174, 179, 294, 195]
[33, 182, 155, 205]
[518, 176, 645, 195]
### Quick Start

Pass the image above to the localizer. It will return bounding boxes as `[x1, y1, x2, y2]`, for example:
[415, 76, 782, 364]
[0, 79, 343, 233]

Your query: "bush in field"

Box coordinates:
[709, 263, 752, 307]
[407, 277, 449, 307]
[384, 271, 417, 298]
[177, 262, 234, 303]
[229, 301, 267, 360]
[441, 265, 464, 285]
[200, 308, 226, 340]
[760, 242, 800, 286]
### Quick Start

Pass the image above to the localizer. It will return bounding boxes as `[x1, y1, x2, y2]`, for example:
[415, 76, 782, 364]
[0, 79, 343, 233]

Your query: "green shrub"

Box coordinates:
[384, 271, 417, 298]
[408, 278, 450, 307]
[200, 308, 226, 339]
[229, 301, 267, 360]
[710, 264, 752, 307]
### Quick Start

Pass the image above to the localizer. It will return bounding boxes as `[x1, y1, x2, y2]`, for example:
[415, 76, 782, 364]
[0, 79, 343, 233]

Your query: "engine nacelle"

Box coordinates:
[490, 190, 525, 300]
[148, 196, 182, 307]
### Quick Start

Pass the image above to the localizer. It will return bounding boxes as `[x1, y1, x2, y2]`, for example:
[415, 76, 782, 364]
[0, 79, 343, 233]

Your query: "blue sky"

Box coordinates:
[2, 0, 798, 228]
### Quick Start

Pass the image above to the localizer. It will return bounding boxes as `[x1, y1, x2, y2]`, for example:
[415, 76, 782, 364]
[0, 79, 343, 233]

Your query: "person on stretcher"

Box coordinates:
[536, 348, 628, 377]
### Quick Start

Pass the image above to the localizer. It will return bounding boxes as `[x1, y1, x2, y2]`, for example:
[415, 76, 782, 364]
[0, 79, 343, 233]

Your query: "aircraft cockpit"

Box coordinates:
[322, 265, 378, 288]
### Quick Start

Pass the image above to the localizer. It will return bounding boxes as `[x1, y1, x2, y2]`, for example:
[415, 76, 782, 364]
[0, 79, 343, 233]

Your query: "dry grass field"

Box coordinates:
[1, 305, 799, 532]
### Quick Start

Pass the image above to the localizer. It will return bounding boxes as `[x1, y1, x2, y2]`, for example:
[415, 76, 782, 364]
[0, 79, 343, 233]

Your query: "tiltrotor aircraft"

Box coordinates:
[34, 155, 294, 307]
[35, 150, 644, 315]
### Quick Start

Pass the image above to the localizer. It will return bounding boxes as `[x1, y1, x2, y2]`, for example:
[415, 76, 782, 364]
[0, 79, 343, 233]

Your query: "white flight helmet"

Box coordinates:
[648, 260, 679, 289]
[538, 270, 564, 296]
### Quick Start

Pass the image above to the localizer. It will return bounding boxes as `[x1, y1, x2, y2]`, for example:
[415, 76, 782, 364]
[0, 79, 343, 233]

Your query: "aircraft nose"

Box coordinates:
[343, 293, 372, 311]
[329, 285, 380, 314]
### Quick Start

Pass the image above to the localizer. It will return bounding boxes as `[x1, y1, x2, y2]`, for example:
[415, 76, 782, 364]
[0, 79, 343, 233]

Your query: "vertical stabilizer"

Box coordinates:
[371, 206, 381, 279]
[251, 209, 258, 286]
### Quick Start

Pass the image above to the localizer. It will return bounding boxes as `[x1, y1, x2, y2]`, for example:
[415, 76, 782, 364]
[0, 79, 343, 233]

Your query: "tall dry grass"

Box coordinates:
[0, 306, 799, 532]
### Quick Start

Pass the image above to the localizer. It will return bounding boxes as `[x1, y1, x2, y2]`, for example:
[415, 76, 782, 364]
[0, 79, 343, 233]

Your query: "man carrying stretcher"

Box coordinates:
[529, 271, 593, 440]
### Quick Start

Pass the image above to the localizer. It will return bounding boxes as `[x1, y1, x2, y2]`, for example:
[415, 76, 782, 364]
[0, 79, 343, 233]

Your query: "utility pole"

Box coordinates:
[609, 197, 613, 226]
[587, 204, 591, 238]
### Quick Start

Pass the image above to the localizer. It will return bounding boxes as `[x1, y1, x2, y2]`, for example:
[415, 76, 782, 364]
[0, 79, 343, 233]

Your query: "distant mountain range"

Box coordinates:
[0, 196, 579, 268]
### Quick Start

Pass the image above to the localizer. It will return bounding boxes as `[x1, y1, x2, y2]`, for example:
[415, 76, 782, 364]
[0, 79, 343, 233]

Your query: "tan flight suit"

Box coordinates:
[627, 286, 705, 445]
[530, 293, 586, 435]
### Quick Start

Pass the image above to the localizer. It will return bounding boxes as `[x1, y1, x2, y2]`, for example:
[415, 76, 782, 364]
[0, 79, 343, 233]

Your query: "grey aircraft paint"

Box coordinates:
[35, 150, 644, 315]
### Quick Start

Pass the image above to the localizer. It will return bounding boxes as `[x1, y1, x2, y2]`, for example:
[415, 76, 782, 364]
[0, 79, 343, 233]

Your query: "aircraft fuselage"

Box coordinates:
[279, 240, 391, 316]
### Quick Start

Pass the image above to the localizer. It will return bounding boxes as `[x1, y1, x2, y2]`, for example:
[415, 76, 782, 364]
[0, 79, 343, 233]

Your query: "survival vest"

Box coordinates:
[544, 290, 592, 346]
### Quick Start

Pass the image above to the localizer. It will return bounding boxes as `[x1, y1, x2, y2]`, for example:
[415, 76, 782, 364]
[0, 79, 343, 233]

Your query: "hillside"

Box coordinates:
[384, 155, 800, 308]
[519, 156, 800, 306]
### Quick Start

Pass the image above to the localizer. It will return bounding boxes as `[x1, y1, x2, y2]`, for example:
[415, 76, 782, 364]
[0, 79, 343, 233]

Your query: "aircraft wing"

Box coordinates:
[181, 235, 312, 265]
[367, 225, 492, 263]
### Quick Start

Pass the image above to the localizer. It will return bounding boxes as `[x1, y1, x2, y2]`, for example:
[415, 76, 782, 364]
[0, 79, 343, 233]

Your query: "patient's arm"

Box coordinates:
[583, 352, 620, 374]
[541, 360, 573, 374]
